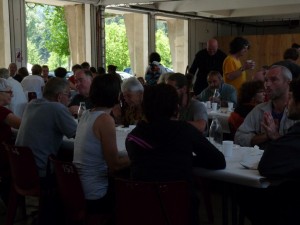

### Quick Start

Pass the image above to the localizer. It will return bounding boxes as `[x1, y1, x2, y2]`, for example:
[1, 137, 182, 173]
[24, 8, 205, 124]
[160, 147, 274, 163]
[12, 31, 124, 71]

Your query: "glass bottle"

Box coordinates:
[77, 102, 86, 121]
[212, 89, 221, 109]
[209, 117, 223, 147]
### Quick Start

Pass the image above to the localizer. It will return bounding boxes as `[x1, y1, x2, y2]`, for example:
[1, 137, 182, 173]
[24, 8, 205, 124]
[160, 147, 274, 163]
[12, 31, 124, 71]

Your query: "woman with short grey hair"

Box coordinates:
[121, 77, 144, 93]
[112, 77, 144, 126]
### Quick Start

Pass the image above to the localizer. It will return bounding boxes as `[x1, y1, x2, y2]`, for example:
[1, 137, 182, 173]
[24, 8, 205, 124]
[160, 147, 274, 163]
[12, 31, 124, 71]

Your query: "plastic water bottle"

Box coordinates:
[209, 117, 223, 147]
[77, 102, 86, 121]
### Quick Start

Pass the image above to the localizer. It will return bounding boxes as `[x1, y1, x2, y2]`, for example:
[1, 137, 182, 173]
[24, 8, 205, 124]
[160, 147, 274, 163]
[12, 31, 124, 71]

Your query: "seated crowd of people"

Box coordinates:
[1, 40, 300, 225]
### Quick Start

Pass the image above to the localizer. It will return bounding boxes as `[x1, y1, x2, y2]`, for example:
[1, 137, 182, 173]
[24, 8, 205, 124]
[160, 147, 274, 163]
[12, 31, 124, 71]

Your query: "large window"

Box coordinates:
[155, 19, 172, 70]
[25, 3, 70, 70]
[105, 14, 130, 72]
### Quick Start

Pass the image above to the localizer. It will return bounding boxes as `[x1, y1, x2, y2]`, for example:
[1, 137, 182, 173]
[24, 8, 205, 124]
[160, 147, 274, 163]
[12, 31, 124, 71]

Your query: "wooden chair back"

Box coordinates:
[48, 155, 86, 224]
[6, 145, 40, 196]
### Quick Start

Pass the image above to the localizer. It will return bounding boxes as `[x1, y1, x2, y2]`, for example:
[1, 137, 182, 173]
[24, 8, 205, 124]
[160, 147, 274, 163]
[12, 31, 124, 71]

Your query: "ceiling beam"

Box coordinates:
[156, 0, 300, 12]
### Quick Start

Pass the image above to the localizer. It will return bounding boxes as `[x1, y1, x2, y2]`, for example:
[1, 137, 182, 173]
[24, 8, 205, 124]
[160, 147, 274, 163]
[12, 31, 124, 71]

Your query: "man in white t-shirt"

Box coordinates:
[21, 64, 45, 99]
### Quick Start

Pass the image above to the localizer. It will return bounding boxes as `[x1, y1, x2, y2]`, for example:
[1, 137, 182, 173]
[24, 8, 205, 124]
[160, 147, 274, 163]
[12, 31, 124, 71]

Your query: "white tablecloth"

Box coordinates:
[193, 145, 269, 188]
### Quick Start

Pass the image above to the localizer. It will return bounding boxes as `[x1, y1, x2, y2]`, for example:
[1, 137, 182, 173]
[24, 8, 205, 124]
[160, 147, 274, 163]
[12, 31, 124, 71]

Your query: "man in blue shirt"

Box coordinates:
[196, 70, 237, 107]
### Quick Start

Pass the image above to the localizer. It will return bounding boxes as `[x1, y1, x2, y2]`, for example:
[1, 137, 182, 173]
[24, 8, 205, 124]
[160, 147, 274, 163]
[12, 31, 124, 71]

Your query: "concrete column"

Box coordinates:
[148, 13, 156, 55]
[124, 13, 148, 77]
[64, 4, 86, 65]
[167, 19, 188, 74]
[8, 0, 26, 68]
[0, 0, 10, 67]
[96, 6, 105, 68]
[89, 4, 97, 67]
[84, 4, 92, 65]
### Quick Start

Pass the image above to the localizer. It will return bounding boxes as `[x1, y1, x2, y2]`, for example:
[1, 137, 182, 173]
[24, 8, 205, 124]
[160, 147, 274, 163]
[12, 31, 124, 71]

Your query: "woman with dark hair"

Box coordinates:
[223, 37, 255, 91]
[228, 80, 265, 136]
[14, 67, 29, 82]
[54, 67, 67, 78]
[145, 52, 169, 85]
[73, 74, 130, 215]
[126, 83, 225, 225]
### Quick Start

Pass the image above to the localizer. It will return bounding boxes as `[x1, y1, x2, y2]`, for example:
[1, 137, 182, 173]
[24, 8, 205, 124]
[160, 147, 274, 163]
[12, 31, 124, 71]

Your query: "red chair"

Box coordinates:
[4, 145, 41, 225]
[114, 178, 190, 225]
[48, 155, 111, 225]
[0, 144, 11, 205]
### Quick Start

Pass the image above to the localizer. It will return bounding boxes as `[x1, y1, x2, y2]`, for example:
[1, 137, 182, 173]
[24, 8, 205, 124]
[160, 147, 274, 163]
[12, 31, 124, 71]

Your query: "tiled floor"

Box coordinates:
[0, 189, 251, 225]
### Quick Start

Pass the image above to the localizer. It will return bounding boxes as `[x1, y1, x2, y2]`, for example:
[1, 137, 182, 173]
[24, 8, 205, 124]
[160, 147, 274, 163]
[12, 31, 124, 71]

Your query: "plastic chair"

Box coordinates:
[48, 155, 111, 225]
[4, 145, 41, 225]
[114, 178, 190, 225]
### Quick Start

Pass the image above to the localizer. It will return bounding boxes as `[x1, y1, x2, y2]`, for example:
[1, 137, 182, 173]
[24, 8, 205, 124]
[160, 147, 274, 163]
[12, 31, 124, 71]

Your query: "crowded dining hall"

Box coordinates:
[2, 0, 300, 225]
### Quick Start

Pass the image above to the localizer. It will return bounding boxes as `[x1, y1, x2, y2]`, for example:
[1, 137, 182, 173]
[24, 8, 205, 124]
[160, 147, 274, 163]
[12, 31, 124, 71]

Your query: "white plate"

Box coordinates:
[240, 161, 259, 170]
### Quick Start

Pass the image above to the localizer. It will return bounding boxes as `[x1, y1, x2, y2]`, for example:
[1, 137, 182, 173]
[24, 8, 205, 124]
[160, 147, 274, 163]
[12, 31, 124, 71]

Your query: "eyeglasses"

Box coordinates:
[0, 90, 13, 95]
[62, 92, 71, 98]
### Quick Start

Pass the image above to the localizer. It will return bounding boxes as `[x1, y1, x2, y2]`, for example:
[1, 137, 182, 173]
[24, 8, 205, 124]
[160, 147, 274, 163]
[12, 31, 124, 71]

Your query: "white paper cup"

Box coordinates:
[246, 60, 255, 69]
[206, 101, 211, 109]
[222, 141, 233, 157]
[212, 102, 218, 111]
[228, 102, 233, 111]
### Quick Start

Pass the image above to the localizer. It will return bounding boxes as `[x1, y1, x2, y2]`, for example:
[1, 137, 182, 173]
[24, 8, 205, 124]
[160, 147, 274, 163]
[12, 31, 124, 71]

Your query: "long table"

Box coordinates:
[193, 145, 268, 188]
[193, 144, 269, 225]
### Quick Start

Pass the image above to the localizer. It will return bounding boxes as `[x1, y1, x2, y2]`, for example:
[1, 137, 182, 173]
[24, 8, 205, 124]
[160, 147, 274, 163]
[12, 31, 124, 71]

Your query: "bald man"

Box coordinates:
[8, 62, 17, 77]
[189, 39, 227, 95]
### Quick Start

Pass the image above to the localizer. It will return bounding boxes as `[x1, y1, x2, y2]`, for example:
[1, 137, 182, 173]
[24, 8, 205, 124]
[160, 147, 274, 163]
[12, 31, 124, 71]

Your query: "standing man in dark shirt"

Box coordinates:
[189, 39, 227, 95]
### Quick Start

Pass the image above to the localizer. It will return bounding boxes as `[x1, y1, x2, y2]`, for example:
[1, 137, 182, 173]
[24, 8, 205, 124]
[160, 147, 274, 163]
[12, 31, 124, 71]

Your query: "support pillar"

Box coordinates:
[8, 0, 26, 68]
[167, 18, 188, 74]
[0, 0, 10, 67]
[124, 13, 148, 77]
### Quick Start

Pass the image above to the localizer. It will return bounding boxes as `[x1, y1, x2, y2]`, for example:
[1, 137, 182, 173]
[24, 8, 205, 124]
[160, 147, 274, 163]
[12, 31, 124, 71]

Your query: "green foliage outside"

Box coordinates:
[156, 29, 172, 68]
[26, 6, 172, 72]
[26, 4, 69, 70]
[105, 15, 172, 71]
[48, 52, 69, 70]
[27, 40, 41, 64]
[26, 4, 49, 64]
[43, 7, 70, 58]
[105, 18, 130, 71]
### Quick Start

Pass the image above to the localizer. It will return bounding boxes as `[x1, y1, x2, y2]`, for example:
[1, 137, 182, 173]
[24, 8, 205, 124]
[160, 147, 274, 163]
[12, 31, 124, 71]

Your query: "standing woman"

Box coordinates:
[223, 37, 255, 91]
[73, 74, 130, 215]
